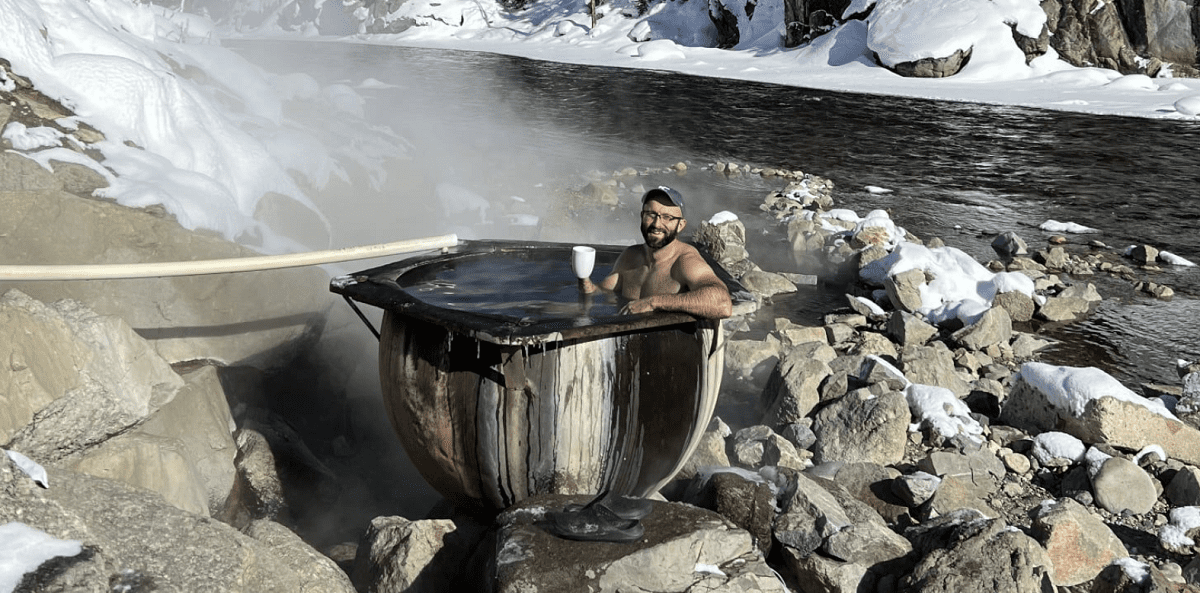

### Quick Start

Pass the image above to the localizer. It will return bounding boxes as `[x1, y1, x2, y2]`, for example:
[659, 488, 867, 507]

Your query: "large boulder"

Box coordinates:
[490, 495, 787, 592]
[0, 455, 354, 593]
[0, 290, 183, 462]
[0, 186, 332, 368]
[1001, 362, 1200, 466]
[1044, 0, 1144, 73]
[903, 514, 1054, 592]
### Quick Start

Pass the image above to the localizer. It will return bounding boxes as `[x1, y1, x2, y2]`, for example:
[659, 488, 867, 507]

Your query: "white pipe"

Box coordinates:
[0, 234, 460, 281]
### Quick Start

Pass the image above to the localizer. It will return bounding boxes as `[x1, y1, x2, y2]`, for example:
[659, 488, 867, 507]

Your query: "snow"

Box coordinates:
[4, 450, 47, 488]
[1039, 220, 1100, 234]
[1017, 362, 1177, 420]
[859, 240, 1034, 326]
[1030, 431, 1086, 466]
[1112, 557, 1151, 584]
[1160, 506, 1200, 549]
[0, 523, 81, 593]
[709, 211, 739, 225]
[905, 383, 983, 442]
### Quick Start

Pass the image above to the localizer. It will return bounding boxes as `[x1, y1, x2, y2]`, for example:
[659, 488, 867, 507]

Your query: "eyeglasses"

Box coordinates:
[641, 211, 682, 224]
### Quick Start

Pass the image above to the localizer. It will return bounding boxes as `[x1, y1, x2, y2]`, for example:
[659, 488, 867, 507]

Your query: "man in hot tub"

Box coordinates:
[578, 186, 733, 319]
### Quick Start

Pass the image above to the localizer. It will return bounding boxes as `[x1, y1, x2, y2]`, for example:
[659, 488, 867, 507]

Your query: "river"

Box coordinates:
[224, 39, 1200, 539]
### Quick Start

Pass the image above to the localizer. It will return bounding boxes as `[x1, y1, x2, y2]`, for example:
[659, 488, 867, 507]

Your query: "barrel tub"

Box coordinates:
[330, 240, 737, 510]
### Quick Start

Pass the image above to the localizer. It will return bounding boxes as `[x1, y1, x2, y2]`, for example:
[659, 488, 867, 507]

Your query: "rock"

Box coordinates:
[776, 322, 829, 347]
[1046, 0, 1142, 74]
[0, 190, 330, 368]
[1036, 294, 1092, 321]
[1091, 456, 1158, 515]
[1002, 363, 1200, 467]
[811, 390, 908, 466]
[761, 349, 833, 427]
[689, 470, 777, 556]
[822, 462, 909, 525]
[887, 310, 938, 346]
[855, 355, 909, 392]
[1011, 332, 1052, 359]
[1037, 245, 1070, 269]
[1030, 497, 1128, 587]
[901, 516, 1054, 592]
[1059, 282, 1103, 303]
[246, 519, 356, 593]
[694, 216, 753, 277]
[845, 294, 886, 319]
[884, 268, 927, 313]
[991, 231, 1029, 257]
[0, 457, 341, 592]
[1165, 466, 1200, 507]
[774, 472, 852, 556]
[900, 343, 972, 397]
[724, 335, 781, 380]
[993, 290, 1035, 323]
[852, 331, 899, 360]
[887, 48, 973, 78]
[491, 496, 787, 593]
[893, 471, 941, 508]
[951, 306, 1012, 351]
[64, 365, 236, 515]
[741, 269, 798, 298]
[1092, 559, 1193, 593]
[916, 450, 1004, 520]
[674, 417, 732, 483]
[1129, 244, 1160, 265]
[351, 515, 485, 592]
[219, 428, 290, 528]
[732, 425, 809, 470]
[0, 290, 184, 463]
[781, 421, 817, 450]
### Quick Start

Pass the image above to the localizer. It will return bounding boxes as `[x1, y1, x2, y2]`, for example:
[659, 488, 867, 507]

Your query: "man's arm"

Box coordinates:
[623, 251, 732, 319]
[579, 249, 631, 294]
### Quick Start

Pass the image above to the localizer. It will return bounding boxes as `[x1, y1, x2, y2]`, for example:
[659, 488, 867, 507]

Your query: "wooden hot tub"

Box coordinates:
[330, 240, 737, 510]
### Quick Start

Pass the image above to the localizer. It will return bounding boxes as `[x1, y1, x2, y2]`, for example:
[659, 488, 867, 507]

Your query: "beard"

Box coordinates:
[641, 221, 679, 249]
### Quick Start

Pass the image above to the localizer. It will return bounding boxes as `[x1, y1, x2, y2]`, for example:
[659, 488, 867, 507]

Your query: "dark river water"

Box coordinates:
[225, 39, 1200, 537]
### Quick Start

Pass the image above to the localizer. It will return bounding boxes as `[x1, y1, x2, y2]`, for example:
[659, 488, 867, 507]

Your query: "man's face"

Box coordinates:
[640, 198, 685, 249]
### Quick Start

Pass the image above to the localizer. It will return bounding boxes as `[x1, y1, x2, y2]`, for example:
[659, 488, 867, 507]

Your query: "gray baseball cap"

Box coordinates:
[641, 186, 685, 216]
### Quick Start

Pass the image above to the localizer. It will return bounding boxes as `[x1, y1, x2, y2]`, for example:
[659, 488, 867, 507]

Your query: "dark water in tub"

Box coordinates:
[399, 250, 622, 320]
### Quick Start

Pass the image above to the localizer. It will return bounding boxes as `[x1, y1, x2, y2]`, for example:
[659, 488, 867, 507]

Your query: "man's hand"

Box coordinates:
[619, 297, 655, 315]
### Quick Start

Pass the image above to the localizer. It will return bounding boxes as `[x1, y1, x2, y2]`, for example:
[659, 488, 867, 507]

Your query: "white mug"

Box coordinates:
[571, 246, 595, 279]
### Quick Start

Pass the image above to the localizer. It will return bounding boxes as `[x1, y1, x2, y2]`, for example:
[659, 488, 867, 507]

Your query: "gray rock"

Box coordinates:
[775, 472, 852, 556]
[900, 343, 972, 397]
[1037, 245, 1070, 269]
[822, 462, 909, 525]
[901, 517, 1053, 592]
[1059, 282, 1103, 302]
[893, 471, 941, 508]
[991, 231, 1029, 257]
[884, 268, 927, 313]
[1010, 332, 1053, 359]
[691, 470, 776, 556]
[741, 269, 798, 298]
[1165, 465, 1200, 507]
[855, 355, 909, 391]
[1092, 560, 1186, 593]
[673, 417, 732, 484]
[811, 390, 909, 466]
[1091, 456, 1157, 515]
[1046, 0, 1142, 73]
[1, 458, 332, 593]
[724, 335, 782, 380]
[993, 290, 1036, 323]
[218, 428, 290, 528]
[351, 515, 485, 593]
[781, 421, 817, 450]
[887, 310, 938, 346]
[1129, 244, 1160, 265]
[851, 331, 899, 360]
[1001, 363, 1200, 467]
[1030, 497, 1128, 587]
[761, 349, 833, 427]
[1036, 294, 1092, 321]
[886, 47, 972, 78]
[951, 306, 1012, 351]
[246, 519, 356, 593]
[492, 496, 787, 593]
[0, 290, 184, 463]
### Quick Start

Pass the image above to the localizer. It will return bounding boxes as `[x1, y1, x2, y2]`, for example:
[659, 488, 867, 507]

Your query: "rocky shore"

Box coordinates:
[5, 74, 1200, 592]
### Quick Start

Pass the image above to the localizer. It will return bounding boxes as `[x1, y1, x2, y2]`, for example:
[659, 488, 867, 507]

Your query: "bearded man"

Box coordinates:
[578, 186, 732, 319]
